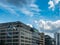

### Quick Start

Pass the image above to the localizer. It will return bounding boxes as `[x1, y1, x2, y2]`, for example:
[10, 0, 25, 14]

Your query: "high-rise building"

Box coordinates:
[45, 35, 55, 45]
[40, 33, 45, 45]
[54, 32, 60, 45]
[0, 21, 40, 45]
[31, 28, 40, 45]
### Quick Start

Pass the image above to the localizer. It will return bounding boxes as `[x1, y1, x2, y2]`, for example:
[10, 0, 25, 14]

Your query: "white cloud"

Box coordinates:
[48, 0, 60, 11]
[34, 20, 38, 23]
[53, 0, 60, 4]
[7, 0, 40, 16]
[20, 4, 40, 17]
[20, 8, 34, 17]
[36, 20, 60, 33]
[0, 0, 40, 16]
[30, 4, 40, 12]
[27, 24, 33, 27]
[39, 20, 52, 30]
[48, 0, 55, 11]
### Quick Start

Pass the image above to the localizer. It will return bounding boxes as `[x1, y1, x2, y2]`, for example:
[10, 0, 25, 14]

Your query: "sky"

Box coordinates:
[0, 0, 60, 37]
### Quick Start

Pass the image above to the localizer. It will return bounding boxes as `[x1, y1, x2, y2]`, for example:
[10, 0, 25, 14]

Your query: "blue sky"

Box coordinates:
[0, 0, 60, 37]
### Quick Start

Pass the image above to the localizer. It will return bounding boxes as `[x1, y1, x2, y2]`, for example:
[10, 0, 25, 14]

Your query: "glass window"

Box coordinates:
[13, 43, 19, 45]
[21, 40, 24, 42]
[21, 36, 24, 38]
[13, 39, 19, 42]
[21, 43, 24, 45]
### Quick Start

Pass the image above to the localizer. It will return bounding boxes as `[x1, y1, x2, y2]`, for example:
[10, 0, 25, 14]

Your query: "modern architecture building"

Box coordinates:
[45, 35, 55, 45]
[0, 21, 40, 45]
[54, 32, 60, 45]
[40, 33, 45, 45]
[32, 28, 40, 45]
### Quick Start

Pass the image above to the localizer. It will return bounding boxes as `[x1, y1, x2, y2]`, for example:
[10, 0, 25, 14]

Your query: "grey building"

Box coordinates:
[40, 33, 45, 45]
[45, 35, 55, 45]
[0, 21, 40, 45]
[31, 28, 40, 45]
[54, 32, 60, 45]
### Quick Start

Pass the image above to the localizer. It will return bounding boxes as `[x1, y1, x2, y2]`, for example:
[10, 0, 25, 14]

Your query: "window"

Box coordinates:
[13, 36, 19, 38]
[7, 40, 12, 42]
[13, 39, 19, 42]
[13, 32, 19, 34]
[21, 36, 24, 38]
[21, 40, 24, 42]
[13, 43, 19, 45]
[21, 43, 24, 45]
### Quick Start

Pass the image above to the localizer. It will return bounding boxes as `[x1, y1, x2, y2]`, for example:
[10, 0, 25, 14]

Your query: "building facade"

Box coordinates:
[0, 21, 40, 45]
[45, 35, 55, 45]
[31, 28, 40, 45]
[54, 32, 60, 45]
[40, 33, 45, 45]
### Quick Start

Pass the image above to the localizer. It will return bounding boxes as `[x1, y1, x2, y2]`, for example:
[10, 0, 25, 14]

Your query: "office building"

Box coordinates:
[31, 28, 40, 45]
[40, 33, 45, 45]
[45, 35, 55, 45]
[0, 21, 40, 45]
[54, 32, 60, 45]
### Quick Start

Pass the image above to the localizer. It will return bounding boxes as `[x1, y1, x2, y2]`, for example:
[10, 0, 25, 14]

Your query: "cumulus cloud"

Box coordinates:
[0, 0, 40, 16]
[35, 20, 60, 33]
[48, 0, 54, 10]
[48, 0, 60, 11]
[27, 24, 33, 27]
[53, 0, 60, 4]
